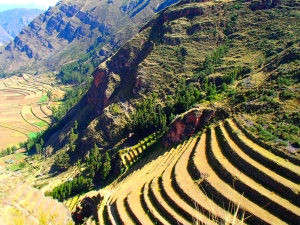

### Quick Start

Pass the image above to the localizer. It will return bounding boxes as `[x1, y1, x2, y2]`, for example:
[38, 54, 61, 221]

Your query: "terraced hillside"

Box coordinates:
[28, 0, 299, 223]
[94, 118, 300, 224]
[0, 74, 64, 149]
[120, 132, 162, 168]
[0, 174, 73, 225]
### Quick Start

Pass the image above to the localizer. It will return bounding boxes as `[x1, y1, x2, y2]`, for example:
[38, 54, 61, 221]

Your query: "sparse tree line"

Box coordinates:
[46, 176, 92, 202]
[52, 85, 89, 122]
[0, 145, 20, 157]
[49, 143, 112, 201]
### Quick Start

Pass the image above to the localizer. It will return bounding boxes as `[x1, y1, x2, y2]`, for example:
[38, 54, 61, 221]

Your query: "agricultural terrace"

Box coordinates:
[95, 118, 300, 225]
[0, 73, 64, 150]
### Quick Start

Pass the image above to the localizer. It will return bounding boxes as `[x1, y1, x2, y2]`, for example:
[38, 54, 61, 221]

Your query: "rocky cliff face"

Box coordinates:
[162, 108, 215, 146]
[0, 0, 179, 74]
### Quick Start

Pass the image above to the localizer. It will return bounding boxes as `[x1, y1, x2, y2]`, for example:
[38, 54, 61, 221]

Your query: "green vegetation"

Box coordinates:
[101, 152, 111, 180]
[58, 61, 93, 85]
[47, 176, 92, 202]
[83, 144, 113, 182]
[194, 43, 228, 79]
[251, 119, 300, 147]
[34, 121, 48, 127]
[53, 151, 71, 172]
[52, 85, 90, 122]
[28, 132, 38, 139]
[38, 96, 48, 103]
[129, 93, 167, 137]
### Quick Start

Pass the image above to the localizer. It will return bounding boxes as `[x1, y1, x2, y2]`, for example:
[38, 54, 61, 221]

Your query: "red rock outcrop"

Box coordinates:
[163, 107, 215, 146]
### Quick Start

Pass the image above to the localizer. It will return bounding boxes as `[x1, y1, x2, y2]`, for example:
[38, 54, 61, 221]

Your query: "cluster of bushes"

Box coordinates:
[253, 117, 300, 147]
[58, 61, 93, 85]
[53, 151, 71, 172]
[194, 44, 228, 79]
[129, 93, 167, 137]
[0, 137, 45, 158]
[0, 145, 18, 157]
[170, 80, 204, 114]
[86, 144, 112, 182]
[47, 176, 92, 202]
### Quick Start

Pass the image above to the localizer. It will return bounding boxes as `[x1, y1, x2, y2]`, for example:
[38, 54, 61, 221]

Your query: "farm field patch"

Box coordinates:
[0, 74, 64, 150]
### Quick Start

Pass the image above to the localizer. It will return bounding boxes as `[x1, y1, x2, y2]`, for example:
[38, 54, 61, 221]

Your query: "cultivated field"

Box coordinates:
[95, 118, 300, 225]
[0, 74, 64, 150]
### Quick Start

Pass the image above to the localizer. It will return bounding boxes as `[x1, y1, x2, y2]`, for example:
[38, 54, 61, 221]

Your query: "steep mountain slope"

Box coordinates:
[44, 0, 300, 156]
[0, 8, 45, 38]
[0, 25, 12, 45]
[0, 0, 179, 74]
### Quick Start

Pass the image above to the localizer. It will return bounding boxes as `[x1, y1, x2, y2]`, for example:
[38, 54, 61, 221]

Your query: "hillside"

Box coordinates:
[0, 0, 179, 75]
[0, 8, 45, 39]
[43, 0, 300, 153]
[5, 0, 299, 223]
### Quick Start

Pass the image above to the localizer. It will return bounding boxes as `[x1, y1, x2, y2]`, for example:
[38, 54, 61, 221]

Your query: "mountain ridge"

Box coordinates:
[0, 0, 179, 75]
[0, 8, 45, 38]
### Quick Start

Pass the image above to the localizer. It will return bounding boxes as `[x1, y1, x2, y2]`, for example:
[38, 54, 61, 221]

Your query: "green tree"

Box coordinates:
[47, 90, 53, 100]
[54, 152, 70, 172]
[102, 152, 111, 180]
[87, 144, 102, 178]
[69, 128, 78, 152]
[76, 159, 81, 173]
[35, 144, 42, 154]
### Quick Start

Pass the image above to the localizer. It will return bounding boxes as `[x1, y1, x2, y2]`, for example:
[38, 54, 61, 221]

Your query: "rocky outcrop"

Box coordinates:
[247, 0, 281, 10]
[72, 195, 101, 223]
[163, 108, 216, 146]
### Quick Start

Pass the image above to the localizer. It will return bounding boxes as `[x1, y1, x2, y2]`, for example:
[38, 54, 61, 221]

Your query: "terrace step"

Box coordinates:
[217, 123, 300, 207]
[107, 199, 118, 225]
[115, 196, 135, 225]
[126, 188, 153, 224]
[225, 119, 300, 183]
[163, 137, 220, 224]
[149, 177, 190, 225]
[31, 106, 51, 125]
[107, 145, 177, 224]
[233, 117, 300, 166]
[209, 126, 300, 223]
[176, 135, 240, 224]
[40, 104, 52, 117]
[146, 141, 192, 225]
[141, 182, 171, 225]
[195, 127, 287, 225]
